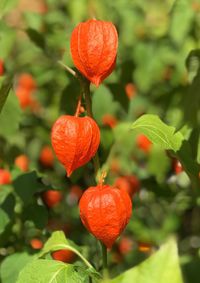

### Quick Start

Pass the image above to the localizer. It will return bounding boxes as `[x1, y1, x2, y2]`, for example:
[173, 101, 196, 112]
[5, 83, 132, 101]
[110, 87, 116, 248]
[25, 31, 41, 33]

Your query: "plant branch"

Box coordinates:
[77, 73, 100, 176]
[57, 61, 77, 77]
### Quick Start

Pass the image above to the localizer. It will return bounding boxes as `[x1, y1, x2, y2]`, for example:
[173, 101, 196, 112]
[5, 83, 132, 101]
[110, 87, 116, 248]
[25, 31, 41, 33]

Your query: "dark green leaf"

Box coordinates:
[26, 28, 46, 50]
[0, 77, 12, 113]
[22, 203, 48, 229]
[0, 208, 9, 234]
[13, 171, 44, 203]
[184, 49, 200, 125]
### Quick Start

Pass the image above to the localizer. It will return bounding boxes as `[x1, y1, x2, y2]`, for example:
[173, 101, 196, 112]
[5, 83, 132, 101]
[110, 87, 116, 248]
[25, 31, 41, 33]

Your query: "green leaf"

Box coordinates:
[104, 238, 183, 283]
[131, 114, 184, 152]
[16, 260, 83, 283]
[0, 208, 9, 234]
[0, 22, 16, 58]
[0, 193, 15, 234]
[0, 0, 18, 18]
[186, 49, 200, 83]
[22, 203, 48, 229]
[0, 186, 12, 204]
[176, 141, 200, 193]
[59, 79, 80, 115]
[13, 171, 44, 203]
[184, 49, 200, 125]
[0, 253, 33, 283]
[39, 231, 93, 269]
[0, 90, 22, 139]
[147, 145, 171, 183]
[0, 77, 12, 113]
[26, 28, 46, 51]
[92, 85, 119, 125]
[169, 0, 194, 45]
[197, 136, 200, 164]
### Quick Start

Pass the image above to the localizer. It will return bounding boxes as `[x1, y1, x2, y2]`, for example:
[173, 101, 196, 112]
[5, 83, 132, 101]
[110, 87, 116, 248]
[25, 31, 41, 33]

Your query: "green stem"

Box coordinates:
[78, 73, 100, 176]
[101, 242, 109, 279]
[57, 61, 77, 77]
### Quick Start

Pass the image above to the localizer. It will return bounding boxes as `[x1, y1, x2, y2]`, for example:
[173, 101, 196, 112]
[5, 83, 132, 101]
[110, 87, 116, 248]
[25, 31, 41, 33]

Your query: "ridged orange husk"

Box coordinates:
[79, 184, 132, 249]
[70, 19, 118, 86]
[51, 115, 100, 176]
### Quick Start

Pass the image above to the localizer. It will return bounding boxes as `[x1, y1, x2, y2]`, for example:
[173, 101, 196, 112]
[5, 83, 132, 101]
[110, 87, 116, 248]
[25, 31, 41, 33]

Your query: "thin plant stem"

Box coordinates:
[77, 74, 109, 277]
[57, 61, 77, 77]
[78, 74, 100, 176]
[59, 64, 107, 276]
[74, 95, 82, 117]
[101, 242, 109, 279]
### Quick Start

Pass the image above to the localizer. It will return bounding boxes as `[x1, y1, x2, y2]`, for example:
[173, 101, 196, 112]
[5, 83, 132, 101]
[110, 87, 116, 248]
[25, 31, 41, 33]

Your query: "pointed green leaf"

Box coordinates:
[0, 208, 9, 234]
[147, 145, 171, 183]
[104, 239, 183, 283]
[0, 253, 33, 283]
[0, 90, 22, 139]
[92, 85, 119, 125]
[131, 114, 184, 152]
[0, 0, 18, 18]
[0, 77, 12, 113]
[13, 171, 44, 203]
[16, 260, 83, 283]
[26, 28, 46, 51]
[39, 231, 93, 269]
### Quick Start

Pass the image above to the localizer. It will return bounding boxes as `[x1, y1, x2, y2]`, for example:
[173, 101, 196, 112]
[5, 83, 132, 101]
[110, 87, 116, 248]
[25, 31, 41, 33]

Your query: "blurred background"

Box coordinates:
[0, 0, 200, 282]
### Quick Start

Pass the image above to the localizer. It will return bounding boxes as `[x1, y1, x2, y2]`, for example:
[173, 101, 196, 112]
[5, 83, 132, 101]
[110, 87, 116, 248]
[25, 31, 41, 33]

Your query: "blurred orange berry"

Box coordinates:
[69, 185, 83, 202]
[30, 238, 43, 250]
[19, 0, 48, 14]
[138, 242, 152, 253]
[115, 175, 140, 197]
[30, 97, 41, 113]
[162, 66, 173, 81]
[52, 249, 76, 263]
[112, 251, 123, 263]
[125, 83, 136, 99]
[18, 73, 36, 91]
[110, 158, 121, 174]
[173, 159, 183, 175]
[118, 236, 133, 255]
[0, 59, 4, 76]
[39, 146, 54, 167]
[136, 134, 152, 153]
[192, 1, 200, 12]
[42, 190, 63, 208]
[102, 114, 117, 128]
[0, 169, 11, 185]
[79, 106, 85, 114]
[16, 74, 38, 110]
[14, 155, 29, 172]
[16, 86, 33, 109]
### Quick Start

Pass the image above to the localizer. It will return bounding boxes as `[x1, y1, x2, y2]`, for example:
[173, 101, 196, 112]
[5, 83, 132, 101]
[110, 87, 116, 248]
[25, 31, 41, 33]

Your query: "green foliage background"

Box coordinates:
[0, 0, 200, 282]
